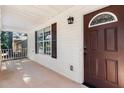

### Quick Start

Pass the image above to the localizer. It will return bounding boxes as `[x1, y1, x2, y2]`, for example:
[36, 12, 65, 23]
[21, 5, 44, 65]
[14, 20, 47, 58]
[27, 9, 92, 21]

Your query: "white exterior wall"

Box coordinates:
[28, 5, 108, 83]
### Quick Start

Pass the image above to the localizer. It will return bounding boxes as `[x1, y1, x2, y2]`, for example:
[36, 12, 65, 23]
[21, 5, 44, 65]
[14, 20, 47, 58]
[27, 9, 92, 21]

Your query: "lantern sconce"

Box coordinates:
[67, 16, 74, 24]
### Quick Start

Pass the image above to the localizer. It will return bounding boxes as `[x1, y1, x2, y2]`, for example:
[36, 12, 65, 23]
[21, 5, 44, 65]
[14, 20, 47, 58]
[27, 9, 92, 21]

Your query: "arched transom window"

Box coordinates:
[89, 12, 118, 28]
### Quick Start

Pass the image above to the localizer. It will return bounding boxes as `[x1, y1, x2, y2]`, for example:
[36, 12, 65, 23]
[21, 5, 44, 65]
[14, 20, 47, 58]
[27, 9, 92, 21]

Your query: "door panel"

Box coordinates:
[90, 31, 98, 50]
[97, 58, 106, 79]
[84, 6, 124, 87]
[98, 30, 104, 50]
[105, 27, 118, 51]
[90, 56, 97, 76]
[106, 59, 118, 84]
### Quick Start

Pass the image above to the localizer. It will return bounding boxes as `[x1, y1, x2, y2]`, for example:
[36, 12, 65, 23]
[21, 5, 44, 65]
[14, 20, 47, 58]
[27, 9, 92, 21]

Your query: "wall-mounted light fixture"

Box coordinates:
[67, 16, 74, 24]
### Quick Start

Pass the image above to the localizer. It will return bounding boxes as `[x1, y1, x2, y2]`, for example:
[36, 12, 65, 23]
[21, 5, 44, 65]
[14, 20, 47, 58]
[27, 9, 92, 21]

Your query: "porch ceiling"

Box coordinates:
[1, 5, 74, 31]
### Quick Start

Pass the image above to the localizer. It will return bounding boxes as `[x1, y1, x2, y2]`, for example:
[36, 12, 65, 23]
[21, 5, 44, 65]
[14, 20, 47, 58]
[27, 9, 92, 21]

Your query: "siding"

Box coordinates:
[28, 5, 108, 83]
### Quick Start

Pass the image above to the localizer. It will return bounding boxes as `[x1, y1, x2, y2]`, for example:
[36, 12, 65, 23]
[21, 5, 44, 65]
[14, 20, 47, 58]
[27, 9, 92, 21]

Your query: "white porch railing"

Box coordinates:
[1, 48, 27, 61]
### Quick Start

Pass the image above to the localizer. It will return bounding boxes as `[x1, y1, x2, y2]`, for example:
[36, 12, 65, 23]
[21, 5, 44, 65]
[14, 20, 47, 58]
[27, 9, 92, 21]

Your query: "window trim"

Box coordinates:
[43, 26, 52, 55]
[36, 26, 52, 55]
[37, 29, 44, 54]
[88, 12, 118, 28]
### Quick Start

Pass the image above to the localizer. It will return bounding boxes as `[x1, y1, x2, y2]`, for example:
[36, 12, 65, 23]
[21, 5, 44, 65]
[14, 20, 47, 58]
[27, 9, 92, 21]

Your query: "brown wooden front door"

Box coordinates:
[84, 6, 124, 88]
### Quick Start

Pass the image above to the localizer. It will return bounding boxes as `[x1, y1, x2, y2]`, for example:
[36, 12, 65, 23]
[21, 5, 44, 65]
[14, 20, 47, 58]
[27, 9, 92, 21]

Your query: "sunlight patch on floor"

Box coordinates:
[23, 74, 32, 84]
[21, 60, 26, 63]
[21, 59, 30, 63]
[16, 66, 23, 70]
[15, 62, 21, 66]
[7, 61, 10, 65]
[1, 62, 7, 71]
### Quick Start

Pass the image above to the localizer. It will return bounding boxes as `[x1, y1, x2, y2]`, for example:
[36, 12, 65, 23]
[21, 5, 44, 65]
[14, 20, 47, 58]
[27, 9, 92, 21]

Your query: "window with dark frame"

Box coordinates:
[35, 23, 57, 58]
[35, 26, 51, 55]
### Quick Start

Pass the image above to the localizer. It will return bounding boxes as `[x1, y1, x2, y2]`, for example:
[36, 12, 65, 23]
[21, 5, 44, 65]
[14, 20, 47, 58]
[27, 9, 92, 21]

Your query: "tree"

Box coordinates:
[1, 31, 9, 49]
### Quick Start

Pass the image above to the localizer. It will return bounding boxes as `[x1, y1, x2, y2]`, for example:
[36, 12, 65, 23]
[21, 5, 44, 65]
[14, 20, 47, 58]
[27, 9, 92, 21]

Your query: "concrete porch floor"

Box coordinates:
[0, 59, 87, 88]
